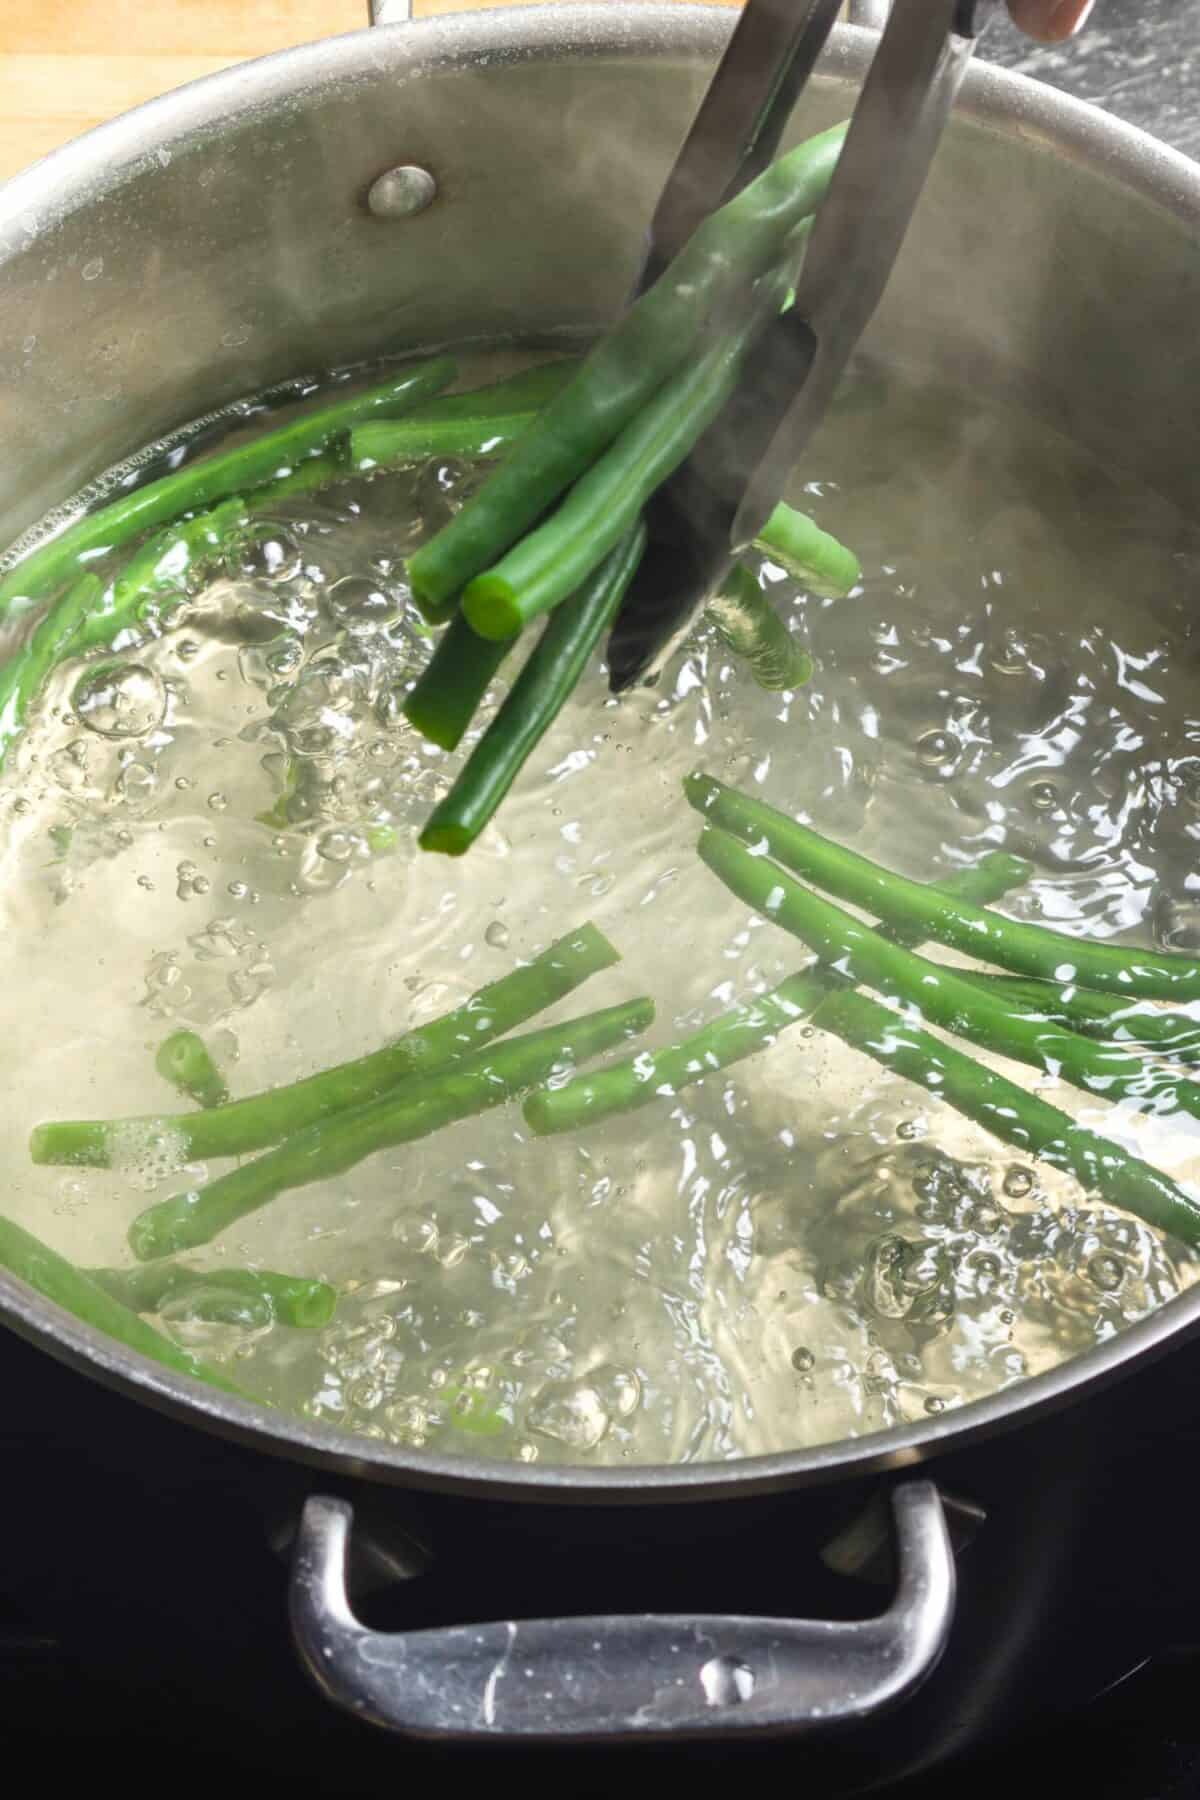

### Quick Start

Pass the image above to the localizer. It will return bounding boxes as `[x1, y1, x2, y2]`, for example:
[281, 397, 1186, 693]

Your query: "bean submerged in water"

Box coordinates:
[32, 923, 621, 1167]
[686, 772, 1200, 1003]
[129, 996, 655, 1258]
[0, 357, 457, 616]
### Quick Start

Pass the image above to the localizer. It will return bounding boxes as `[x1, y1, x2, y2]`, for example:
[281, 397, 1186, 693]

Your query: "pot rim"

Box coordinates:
[4, 5, 1200, 1503]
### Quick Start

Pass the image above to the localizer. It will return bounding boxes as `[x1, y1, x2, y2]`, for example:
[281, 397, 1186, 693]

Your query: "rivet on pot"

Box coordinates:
[366, 165, 438, 219]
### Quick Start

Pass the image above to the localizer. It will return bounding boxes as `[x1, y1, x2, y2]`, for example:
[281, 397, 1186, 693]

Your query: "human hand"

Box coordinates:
[1007, 1, 1095, 40]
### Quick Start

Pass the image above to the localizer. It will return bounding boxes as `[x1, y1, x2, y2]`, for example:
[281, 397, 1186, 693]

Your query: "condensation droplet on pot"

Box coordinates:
[1003, 1166, 1035, 1199]
[73, 662, 166, 738]
[485, 920, 510, 950]
[791, 1346, 815, 1373]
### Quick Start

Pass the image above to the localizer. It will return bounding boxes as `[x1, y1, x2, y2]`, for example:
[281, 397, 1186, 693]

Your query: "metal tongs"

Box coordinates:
[606, 0, 999, 691]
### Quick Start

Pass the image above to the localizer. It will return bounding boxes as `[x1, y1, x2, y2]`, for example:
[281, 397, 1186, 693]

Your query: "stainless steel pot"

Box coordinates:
[2, 0, 1200, 1761]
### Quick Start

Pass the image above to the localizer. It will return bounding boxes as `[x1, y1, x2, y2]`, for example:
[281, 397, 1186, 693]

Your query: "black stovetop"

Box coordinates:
[5, 1, 1199, 1791]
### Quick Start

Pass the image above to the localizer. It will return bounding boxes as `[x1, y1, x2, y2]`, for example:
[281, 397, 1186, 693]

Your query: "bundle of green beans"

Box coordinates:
[526, 773, 1200, 1251]
[394, 125, 863, 856]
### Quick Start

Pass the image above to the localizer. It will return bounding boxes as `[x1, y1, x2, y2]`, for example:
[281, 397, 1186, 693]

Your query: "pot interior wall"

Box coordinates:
[0, 11, 1198, 569]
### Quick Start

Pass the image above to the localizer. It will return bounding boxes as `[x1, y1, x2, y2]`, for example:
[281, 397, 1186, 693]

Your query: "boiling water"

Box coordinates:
[4, 349, 1200, 1466]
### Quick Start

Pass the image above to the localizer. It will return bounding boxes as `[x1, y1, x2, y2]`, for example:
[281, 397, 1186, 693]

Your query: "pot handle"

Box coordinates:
[290, 1479, 954, 1741]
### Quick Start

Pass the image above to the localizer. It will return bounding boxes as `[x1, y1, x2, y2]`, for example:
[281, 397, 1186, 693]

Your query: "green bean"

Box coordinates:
[685, 772, 1200, 1003]
[0, 1215, 242, 1391]
[807, 988, 1200, 1248]
[69, 496, 252, 658]
[88, 1263, 336, 1328]
[129, 995, 654, 1258]
[155, 1030, 230, 1109]
[421, 525, 646, 856]
[968, 973, 1200, 1062]
[462, 269, 794, 642]
[0, 572, 102, 763]
[697, 823, 1200, 1123]
[705, 565, 812, 692]
[755, 502, 862, 598]
[402, 611, 513, 753]
[406, 124, 848, 620]
[31, 921, 620, 1167]
[248, 447, 347, 508]
[0, 358, 457, 617]
[524, 853, 1031, 1136]
[350, 362, 579, 469]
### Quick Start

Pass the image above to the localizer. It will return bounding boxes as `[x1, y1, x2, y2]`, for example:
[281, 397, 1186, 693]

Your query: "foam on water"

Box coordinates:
[3, 347, 1200, 1465]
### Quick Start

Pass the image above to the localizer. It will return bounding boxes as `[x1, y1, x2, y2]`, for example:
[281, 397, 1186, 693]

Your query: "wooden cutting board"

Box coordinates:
[0, 0, 733, 185]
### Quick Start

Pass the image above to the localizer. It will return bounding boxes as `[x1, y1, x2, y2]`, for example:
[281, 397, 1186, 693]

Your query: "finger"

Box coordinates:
[1007, 0, 1096, 42]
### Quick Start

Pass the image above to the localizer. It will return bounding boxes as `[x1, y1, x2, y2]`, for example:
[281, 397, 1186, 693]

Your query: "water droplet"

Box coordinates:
[1003, 1166, 1035, 1199]
[791, 1346, 815, 1373]
[896, 1118, 922, 1140]
[207, 792, 227, 812]
[73, 662, 166, 737]
[81, 256, 104, 282]
[924, 1395, 947, 1416]
[1029, 781, 1058, 813]
[485, 920, 510, 950]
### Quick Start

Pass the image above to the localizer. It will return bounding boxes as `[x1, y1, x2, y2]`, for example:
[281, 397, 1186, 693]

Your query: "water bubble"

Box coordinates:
[1003, 1166, 1035, 1199]
[915, 729, 957, 768]
[526, 1376, 612, 1450]
[73, 662, 166, 738]
[924, 1395, 947, 1416]
[316, 828, 362, 865]
[485, 920, 510, 950]
[417, 457, 477, 531]
[238, 527, 301, 582]
[326, 575, 399, 630]
[790, 1346, 815, 1372]
[896, 1119, 922, 1141]
[116, 759, 157, 807]
[1088, 1252, 1125, 1293]
[1029, 781, 1058, 813]
[49, 739, 92, 793]
[207, 792, 227, 812]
